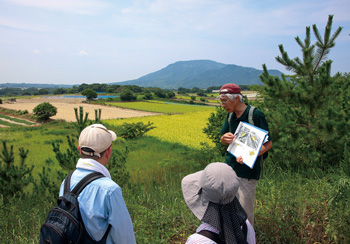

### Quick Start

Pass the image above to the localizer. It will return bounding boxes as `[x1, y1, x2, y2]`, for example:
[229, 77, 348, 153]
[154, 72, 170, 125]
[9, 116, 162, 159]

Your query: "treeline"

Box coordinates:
[0, 83, 254, 97]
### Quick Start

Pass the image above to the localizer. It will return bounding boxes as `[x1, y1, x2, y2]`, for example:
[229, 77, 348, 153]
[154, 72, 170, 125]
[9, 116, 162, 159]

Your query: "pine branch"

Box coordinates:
[312, 15, 343, 73]
[276, 44, 299, 73]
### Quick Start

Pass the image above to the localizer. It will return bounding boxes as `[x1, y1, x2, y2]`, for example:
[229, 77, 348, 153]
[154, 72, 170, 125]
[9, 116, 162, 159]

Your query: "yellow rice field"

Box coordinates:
[105, 110, 217, 149]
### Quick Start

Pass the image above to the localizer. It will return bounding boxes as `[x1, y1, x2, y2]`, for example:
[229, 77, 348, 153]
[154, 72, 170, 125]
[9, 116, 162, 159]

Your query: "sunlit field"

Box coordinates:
[106, 101, 216, 114]
[106, 110, 216, 149]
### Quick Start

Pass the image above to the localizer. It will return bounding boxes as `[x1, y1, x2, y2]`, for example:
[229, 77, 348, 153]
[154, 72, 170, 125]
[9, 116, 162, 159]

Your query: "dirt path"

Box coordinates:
[0, 97, 160, 122]
[0, 117, 34, 126]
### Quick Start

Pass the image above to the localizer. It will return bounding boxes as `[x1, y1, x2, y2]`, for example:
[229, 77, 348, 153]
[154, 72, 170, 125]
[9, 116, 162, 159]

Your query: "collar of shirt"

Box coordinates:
[76, 158, 111, 179]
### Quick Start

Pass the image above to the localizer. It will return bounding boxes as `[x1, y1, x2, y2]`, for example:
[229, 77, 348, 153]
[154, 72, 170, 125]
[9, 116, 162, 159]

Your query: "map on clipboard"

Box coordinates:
[227, 121, 268, 169]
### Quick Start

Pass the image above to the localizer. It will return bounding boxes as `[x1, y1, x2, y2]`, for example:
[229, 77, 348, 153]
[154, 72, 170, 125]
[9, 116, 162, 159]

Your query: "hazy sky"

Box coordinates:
[0, 0, 349, 85]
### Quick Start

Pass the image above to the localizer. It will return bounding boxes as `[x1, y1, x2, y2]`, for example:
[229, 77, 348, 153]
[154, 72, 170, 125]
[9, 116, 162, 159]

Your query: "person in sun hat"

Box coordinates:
[218, 83, 272, 226]
[58, 124, 136, 244]
[182, 162, 256, 244]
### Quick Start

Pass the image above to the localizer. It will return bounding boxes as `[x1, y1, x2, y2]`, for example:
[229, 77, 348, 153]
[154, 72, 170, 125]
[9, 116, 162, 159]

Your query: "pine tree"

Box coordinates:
[74, 106, 89, 135]
[0, 141, 34, 200]
[258, 15, 348, 170]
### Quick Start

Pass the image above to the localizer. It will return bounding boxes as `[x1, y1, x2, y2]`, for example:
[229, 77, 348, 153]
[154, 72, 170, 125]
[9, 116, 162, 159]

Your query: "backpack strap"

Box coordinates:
[71, 172, 105, 196]
[228, 113, 233, 132]
[228, 106, 255, 128]
[242, 221, 248, 240]
[64, 171, 74, 195]
[197, 230, 225, 244]
[248, 105, 256, 125]
[63, 171, 105, 196]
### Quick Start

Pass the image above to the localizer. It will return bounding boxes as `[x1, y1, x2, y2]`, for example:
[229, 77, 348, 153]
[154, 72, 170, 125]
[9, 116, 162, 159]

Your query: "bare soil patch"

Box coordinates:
[0, 97, 160, 122]
[0, 117, 33, 126]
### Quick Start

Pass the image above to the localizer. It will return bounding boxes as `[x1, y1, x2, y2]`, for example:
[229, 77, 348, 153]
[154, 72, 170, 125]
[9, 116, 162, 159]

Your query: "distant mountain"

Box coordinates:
[0, 60, 283, 90]
[112, 60, 283, 89]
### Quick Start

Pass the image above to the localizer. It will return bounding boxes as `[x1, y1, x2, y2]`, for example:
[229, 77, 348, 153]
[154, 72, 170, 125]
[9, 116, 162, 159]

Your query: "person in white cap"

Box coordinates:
[59, 124, 136, 244]
[182, 162, 256, 244]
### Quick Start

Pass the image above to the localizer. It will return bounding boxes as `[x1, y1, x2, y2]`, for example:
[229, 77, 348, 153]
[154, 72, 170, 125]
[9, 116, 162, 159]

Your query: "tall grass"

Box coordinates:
[1, 130, 345, 243]
[0, 106, 349, 243]
[0, 121, 74, 177]
[255, 167, 331, 243]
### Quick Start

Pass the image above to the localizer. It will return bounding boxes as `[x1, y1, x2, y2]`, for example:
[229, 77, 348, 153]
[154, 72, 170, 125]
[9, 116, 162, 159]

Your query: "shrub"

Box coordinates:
[197, 91, 206, 97]
[16, 109, 28, 115]
[33, 102, 57, 121]
[154, 89, 166, 98]
[107, 139, 130, 187]
[203, 106, 227, 155]
[119, 121, 156, 139]
[143, 93, 153, 100]
[166, 91, 175, 98]
[0, 141, 34, 202]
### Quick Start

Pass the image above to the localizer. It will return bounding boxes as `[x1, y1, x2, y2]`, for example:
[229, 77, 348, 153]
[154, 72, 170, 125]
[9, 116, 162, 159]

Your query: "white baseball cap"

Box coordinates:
[79, 124, 117, 157]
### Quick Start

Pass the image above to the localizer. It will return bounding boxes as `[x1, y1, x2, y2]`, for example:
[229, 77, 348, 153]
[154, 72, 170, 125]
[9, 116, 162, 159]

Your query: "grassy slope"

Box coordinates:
[0, 99, 347, 243]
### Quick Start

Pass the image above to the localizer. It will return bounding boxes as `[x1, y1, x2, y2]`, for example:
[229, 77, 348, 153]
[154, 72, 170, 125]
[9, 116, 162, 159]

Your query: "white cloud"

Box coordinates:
[34, 49, 41, 54]
[77, 50, 89, 56]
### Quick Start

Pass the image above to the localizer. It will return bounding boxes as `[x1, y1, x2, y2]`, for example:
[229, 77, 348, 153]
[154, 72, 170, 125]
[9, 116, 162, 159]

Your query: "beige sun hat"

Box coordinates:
[79, 124, 117, 157]
[181, 162, 240, 220]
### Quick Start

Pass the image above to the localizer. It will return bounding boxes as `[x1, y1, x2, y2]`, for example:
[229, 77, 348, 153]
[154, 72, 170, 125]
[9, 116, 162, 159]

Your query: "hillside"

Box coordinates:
[113, 60, 283, 89]
[1, 60, 283, 90]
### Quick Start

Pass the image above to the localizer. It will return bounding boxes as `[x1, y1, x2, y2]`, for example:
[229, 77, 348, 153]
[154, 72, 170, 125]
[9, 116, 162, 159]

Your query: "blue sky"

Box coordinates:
[0, 0, 349, 85]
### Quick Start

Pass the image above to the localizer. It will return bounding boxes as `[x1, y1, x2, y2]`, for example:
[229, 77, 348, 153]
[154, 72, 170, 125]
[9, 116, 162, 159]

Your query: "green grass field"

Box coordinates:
[0, 98, 349, 243]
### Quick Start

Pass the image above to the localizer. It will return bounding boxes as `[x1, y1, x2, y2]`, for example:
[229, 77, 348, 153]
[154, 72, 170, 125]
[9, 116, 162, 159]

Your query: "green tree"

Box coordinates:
[38, 89, 49, 95]
[120, 89, 136, 101]
[74, 106, 89, 135]
[154, 88, 166, 98]
[166, 91, 176, 98]
[258, 15, 346, 170]
[197, 91, 206, 97]
[33, 102, 57, 121]
[82, 89, 97, 101]
[53, 88, 66, 95]
[143, 93, 153, 100]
